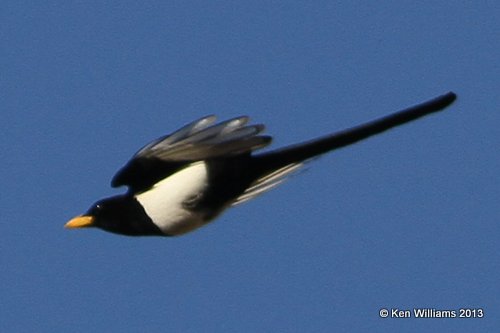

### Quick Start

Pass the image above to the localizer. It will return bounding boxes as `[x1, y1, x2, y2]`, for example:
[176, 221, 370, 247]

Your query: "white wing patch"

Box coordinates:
[232, 163, 304, 206]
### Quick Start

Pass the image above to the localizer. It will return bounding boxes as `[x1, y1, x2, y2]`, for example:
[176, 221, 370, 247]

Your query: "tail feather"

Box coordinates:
[253, 92, 456, 173]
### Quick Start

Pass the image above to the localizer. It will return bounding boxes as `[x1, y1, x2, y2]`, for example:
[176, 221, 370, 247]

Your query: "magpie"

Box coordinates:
[65, 92, 456, 236]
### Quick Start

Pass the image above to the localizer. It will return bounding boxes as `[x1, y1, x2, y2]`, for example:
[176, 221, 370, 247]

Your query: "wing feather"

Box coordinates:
[231, 163, 304, 206]
[111, 115, 272, 192]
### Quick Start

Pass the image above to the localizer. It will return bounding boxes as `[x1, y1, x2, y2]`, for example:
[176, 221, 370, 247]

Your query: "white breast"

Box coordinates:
[135, 162, 210, 235]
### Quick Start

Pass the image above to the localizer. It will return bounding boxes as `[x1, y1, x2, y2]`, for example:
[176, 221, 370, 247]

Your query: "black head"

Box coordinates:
[65, 195, 164, 236]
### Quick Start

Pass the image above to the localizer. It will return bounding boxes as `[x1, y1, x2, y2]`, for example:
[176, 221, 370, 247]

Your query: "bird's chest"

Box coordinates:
[134, 162, 213, 235]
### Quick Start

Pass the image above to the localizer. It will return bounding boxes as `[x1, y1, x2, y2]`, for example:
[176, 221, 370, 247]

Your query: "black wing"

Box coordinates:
[112, 115, 272, 193]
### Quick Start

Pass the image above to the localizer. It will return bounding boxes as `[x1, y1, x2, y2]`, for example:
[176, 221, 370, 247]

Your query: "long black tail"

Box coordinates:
[253, 92, 457, 173]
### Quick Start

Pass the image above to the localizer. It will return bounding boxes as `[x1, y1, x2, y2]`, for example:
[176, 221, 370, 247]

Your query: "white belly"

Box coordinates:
[135, 162, 210, 235]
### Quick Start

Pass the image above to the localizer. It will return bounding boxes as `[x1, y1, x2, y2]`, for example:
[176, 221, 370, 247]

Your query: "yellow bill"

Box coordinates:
[65, 215, 95, 229]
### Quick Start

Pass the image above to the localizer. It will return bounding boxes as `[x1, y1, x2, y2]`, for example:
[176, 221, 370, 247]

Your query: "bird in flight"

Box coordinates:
[66, 92, 456, 236]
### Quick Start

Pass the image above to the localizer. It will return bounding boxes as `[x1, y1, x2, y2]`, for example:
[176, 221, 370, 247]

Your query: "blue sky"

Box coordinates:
[1, 1, 498, 332]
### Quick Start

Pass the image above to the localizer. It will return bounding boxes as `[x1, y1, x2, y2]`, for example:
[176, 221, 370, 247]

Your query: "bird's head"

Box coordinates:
[65, 195, 163, 236]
